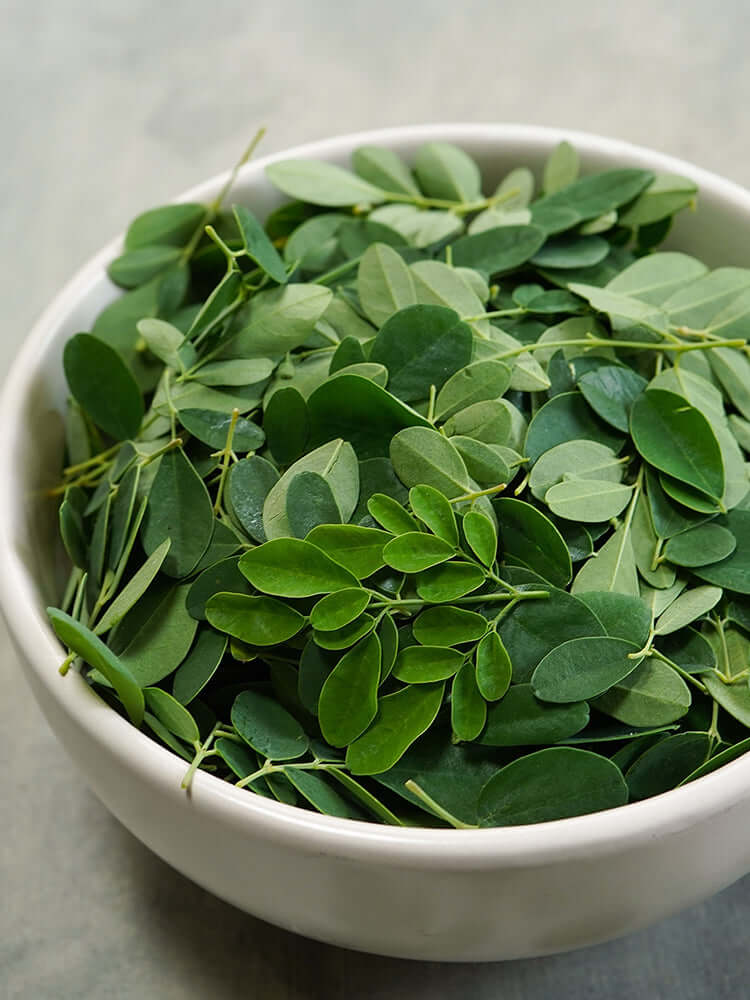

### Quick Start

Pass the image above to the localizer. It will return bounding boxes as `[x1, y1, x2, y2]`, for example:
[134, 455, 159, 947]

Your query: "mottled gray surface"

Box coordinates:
[3, 1, 750, 996]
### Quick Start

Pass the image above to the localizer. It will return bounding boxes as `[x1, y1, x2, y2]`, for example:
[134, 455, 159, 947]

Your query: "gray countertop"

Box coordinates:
[3, 2, 750, 996]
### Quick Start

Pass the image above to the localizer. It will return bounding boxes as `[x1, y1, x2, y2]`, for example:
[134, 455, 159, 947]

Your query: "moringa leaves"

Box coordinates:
[48, 137, 750, 831]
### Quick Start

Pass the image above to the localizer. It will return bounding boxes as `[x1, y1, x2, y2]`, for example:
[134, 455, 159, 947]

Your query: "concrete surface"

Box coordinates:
[3, 1, 750, 996]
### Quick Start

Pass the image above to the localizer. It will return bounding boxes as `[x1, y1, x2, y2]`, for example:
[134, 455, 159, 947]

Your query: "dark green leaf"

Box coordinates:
[664, 523, 737, 567]
[592, 656, 691, 726]
[206, 592, 305, 645]
[265, 159, 386, 206]
[434, 360, 512, 421]
[409, 485, 458, 545]
[577, 591, 651, 646]
[475, 631, 512, 701]
[108, 245, 182, 288]
[306, 524, 392, 578]
[477, 748, 627, 826]
[313, 612, 376, 651]
[264, 386, 309, 465]
[383, 532, 455, 573]
[626, 731, 711, 801]
[47, 608, 144, 725]
[286, 471, 341, 538]
[531, 235, 609, 269]
[693, 509, 750, 594]
[232, 204, 287, 283]
[144, 687, 199, 742]
[318, 633, 381, 747]
[532, 636, 643, 703]
[310, 588, 371, 631]
[369, 305, 472, 403]
[413, 606, 487, 646]
[124, 202, 204, 250]
[226, 456, 279, 544]
[172, 628, 227, 704]
[525, 392, 624, 464]
[141, 448, 214, 578]
[578, 366, 648, 432]
[393, 644, 464, 682]
[391, 426, 470, 498]
[367, 493, 419, 535]
[415, 562, 486, 602]
[232, 689, 309, 760]
[630, 389, 724, 500]
[494, 498, 572, 587]
[63, 333, 144, 440]
[239, 538, 358, 597]
[479, 685, 589, 746]
[462, 510, 498, 567]
[451, 662, 487, 742]
[451, 225, 546, 275]
[346, 682, 445, 775]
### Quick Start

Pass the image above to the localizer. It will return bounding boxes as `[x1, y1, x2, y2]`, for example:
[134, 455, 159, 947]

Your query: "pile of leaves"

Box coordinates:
[48, 137, 750, 829]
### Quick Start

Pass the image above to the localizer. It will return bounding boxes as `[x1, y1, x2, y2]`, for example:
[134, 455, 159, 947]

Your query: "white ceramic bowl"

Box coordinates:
[4, 124, 750, 963]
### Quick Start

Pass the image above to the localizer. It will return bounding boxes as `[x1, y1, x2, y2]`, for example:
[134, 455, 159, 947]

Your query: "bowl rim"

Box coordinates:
[4, 121, 750, 868]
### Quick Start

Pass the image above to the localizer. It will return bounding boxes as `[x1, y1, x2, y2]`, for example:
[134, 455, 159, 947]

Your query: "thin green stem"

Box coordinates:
[182, 723, 222, 791]
[404, 780, 477, 829]
[213, 409, 240, 514]
[493, 336, 746, 362]
[449, 482, 507, 504]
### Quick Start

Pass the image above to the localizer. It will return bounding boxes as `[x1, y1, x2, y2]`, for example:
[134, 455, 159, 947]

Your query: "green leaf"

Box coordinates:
[576, 591, 651, 646]
[313, 612, 376, 651]
[618, 174, 697, 228]
[144, 687, 199, 742]
[693, 509, 750, 594]
[282, 768, 365, 820]
[383, 532, 455, 573]
[352, 145, 420, 196]
[369, 304, 472, 403]
[654, 585, 722, 635]
[414, 142, 481, 202]
[229, 283, 333, 359]
[542, 140, 580, 194]
[226, 456, 279, 543]
[415, 562, 486, 602]
[124, 202, 204, 250]
[286, 471, 341, 538]
[141, 448, 214, 578]
[390, 426, 471, 499]
[367, 493, 419, 535]
[646, 466, 705, 540]
[479, 684, 589, 746]
[434, 360, 512, 422]
[410, 260, 488, 333]
[232, 204, 287, 283]
[346, 682, 445, 775]
[498, 585, 604, 682]
[532, 169, 654, 233]
[664, 523, 737, 568]
[631, 389, 724, 499]
[532, 636, 643, 703]
[108, 245, 182, 288]
[494, 498, 572, 588]
[310, 588, 371, 631]
[318, 633, 381, 747]
[525, 392, 624, 464]
[679, 737, 750, 785]
[545, 478, 633, 523]
[116, 584, 197, 686]
[462, 510, 497, 566]
[206, 593, 305, 645]
[306, 523, 392, 578]
[443, 400, 512, 444]
[475, 631, 512, 701]
[702, 671, 750, 728]
[298, 640, 336, 714]
[393, 645, 464, 682]
[451, 662, 487, 742]
[239, 538, 358, 597]
[63, 333, 144, 441]
[451, 225, 547, 275]
[357, 243, 417, 328]
[529, 440, 623, 501]
[477, 748, 627, 827]
[409, 484, 458, 545]
[626, 731, 711, 801]
[232, 689, 309, 761]
[59, 489, 87, 569]
[655, 627, 716, 674]
[413, 606, 487, 646]
[307, 374, 430, 460]
[263, 438, 359, 540]
[172, 628, 227, 704]
[193, 358, 274, 387]
[47, 608, 144, 725]
[179, 408, 264, 452]
[265, 159, 386, 206]
[632, 492, 676, 589]
[369, 204, 462, 247]
[572, 524, 639, 597]
[137, 318, 190, 370]
[95, 538, 172, 634]
[708, 347, 750, 421]
[578, 366, 648, 433]
[592, 656, 691, 726]
[607, 252, 707, 305]
[532, 234, 609, 270]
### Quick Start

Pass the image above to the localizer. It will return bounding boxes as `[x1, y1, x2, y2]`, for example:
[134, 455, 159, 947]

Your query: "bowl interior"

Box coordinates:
[6, 123, 750, 855]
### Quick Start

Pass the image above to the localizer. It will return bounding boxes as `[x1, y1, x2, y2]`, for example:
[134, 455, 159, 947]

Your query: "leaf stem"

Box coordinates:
[403, 779, 477, 829]
[213, 409, 240, 515]
[182, 723, 222, 791]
